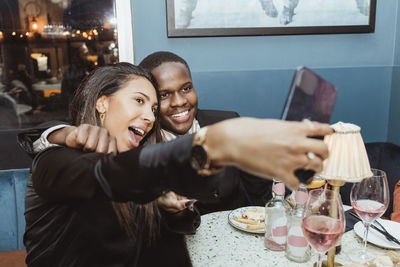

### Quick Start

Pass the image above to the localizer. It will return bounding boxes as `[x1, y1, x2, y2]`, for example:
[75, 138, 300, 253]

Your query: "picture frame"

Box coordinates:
[166, 0, 376, 37]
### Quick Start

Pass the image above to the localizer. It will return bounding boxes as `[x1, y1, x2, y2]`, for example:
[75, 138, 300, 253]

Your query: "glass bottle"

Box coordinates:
[264, 179, 290, 251]
[285, 185, 311, 262]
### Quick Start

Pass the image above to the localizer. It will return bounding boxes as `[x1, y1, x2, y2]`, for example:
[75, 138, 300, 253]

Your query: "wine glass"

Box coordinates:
[350, 169, 389, 262]
[302, 189, 345, 267]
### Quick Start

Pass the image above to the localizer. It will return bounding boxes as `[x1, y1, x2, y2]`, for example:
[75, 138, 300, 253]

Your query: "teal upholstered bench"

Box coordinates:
[0, 168, 29, 252]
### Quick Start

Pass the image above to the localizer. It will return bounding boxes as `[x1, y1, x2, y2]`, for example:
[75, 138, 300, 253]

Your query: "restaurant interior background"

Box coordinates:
[0, 0, 399, 170]
[0, 0, 119, 169]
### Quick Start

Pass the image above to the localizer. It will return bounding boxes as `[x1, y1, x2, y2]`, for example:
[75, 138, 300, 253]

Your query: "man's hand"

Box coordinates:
[48, 124, 117, 154]
[156, 191, 190, 213]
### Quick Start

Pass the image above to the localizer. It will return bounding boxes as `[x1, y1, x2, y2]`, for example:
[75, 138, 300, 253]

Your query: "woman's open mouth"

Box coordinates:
[128, 127, 145, 147]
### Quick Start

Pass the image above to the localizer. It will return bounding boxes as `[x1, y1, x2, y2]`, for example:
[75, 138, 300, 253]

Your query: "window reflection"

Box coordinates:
[0, 0, 118, 129]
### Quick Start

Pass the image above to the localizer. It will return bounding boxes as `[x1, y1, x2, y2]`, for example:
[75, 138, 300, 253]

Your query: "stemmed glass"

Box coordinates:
[350, 169, 389, 262]
[302, 189, 345, 267]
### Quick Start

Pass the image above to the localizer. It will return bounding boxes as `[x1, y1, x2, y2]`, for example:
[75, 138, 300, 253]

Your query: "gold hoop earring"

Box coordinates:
[100, 112, 105, 122]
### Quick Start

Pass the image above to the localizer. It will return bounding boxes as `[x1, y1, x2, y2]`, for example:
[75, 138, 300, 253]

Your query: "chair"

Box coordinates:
[0, 168, 29, 266]
[340, 142, 400, 218]
[0, 93, 20, 129]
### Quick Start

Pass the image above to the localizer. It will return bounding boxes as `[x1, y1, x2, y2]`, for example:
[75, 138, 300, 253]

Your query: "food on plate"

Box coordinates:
[246, 224, 266, 230]
[233, 217, 258, 225]
[233, 208, 265, 229]
[241, 208, 265, 222]
[229, 207, 266, 233]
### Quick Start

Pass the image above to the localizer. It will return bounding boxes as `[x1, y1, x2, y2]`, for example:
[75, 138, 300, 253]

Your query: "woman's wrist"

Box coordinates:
[191, 127, 223, 175]
[205, 121, 237, 167]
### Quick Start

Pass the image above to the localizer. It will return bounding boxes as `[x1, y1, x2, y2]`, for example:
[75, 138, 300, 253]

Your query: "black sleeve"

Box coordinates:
[17, 120, 69, 157]
[160, 207, 201, 235]
[239, 170, 273, 206]
[32, 134, 220, 204]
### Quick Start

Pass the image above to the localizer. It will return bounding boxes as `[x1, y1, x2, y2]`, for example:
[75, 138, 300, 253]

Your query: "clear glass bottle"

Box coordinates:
[264, 179, 290, 251]
[285, 185, 311, 262]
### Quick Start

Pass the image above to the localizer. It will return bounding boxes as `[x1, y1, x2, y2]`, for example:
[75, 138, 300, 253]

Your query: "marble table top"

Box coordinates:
[185, 209, 396, 267]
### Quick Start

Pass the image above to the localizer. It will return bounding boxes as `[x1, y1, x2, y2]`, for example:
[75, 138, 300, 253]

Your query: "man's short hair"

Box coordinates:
[139, 51, 192, 78]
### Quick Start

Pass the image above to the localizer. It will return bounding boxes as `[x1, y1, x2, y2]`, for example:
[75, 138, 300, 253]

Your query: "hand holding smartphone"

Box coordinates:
[281, 66, 337, 184]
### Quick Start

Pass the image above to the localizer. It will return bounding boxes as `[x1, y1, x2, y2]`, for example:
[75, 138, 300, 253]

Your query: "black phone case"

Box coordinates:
[283, 67, 337, 184]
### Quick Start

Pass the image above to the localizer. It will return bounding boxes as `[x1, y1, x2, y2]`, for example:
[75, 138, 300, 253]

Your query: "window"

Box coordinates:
[0, 0, 119, 129]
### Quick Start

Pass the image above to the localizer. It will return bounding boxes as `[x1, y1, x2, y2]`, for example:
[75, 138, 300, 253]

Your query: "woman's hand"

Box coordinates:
[206, 118, 333, 190]
[48, 124, 117, 154]
[156, 191, 189, 213]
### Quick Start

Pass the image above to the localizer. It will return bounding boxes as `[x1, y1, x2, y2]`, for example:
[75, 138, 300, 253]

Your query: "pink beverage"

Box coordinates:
[264, 226, 288, 251]
[352, 200, 386, 224]
[302, 215, 344, 254]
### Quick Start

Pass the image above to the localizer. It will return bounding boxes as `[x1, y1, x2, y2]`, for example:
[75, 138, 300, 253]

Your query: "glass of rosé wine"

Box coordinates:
[350, 169, 389, 262]
[302, 189, 345, 267]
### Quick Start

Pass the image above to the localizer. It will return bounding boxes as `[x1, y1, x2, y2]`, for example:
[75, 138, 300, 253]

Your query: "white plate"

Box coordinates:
[228, 206, 265, 234]
[354, 219, 400, 249]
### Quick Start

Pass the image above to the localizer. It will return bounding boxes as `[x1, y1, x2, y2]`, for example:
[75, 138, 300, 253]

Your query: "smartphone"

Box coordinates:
[281, 66, 337, 123]
[281, 66, 337, 183]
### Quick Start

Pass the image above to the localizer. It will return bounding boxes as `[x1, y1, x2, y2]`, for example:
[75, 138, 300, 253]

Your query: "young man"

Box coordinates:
[139, 51, 273, 214]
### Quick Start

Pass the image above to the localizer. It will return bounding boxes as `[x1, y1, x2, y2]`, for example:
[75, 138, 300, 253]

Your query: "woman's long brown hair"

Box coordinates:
[69, 63, 162, 245]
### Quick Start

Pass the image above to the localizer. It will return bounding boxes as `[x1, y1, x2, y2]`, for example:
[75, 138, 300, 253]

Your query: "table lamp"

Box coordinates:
[316, 121, 373, 267]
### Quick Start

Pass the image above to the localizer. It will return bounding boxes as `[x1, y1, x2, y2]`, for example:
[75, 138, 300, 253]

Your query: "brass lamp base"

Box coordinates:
[313, 260, 343, 267]
[328, 180, 346, 187]
[326, 180, 345, 267]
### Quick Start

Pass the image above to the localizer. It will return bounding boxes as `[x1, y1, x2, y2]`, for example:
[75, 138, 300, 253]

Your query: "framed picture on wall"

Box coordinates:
[166, 0, 376, 37]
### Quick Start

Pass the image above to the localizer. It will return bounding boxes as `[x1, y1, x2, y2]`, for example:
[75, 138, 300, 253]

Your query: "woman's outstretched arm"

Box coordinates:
[32, 118, 332, 203]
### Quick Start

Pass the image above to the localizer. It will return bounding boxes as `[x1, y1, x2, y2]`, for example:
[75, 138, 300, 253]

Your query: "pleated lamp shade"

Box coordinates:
[317, 122, 373, 183]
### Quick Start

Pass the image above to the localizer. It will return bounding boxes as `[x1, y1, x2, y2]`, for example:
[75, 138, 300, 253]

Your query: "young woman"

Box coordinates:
[25, 63, 197, 266]
[23, 63, 332, 267]
[24, 63, 164, 267]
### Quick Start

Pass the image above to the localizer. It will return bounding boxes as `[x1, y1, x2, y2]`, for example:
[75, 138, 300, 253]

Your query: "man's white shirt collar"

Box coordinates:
[161, 119, 201, 141]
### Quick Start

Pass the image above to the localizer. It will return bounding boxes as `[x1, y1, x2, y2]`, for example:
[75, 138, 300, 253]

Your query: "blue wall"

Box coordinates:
[133, 0, 399, 143]
[388, 4, 400, 144]
[394, 3, 400, 67]
[388, 67, 400, 144]
[0, 169, 28, 252]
